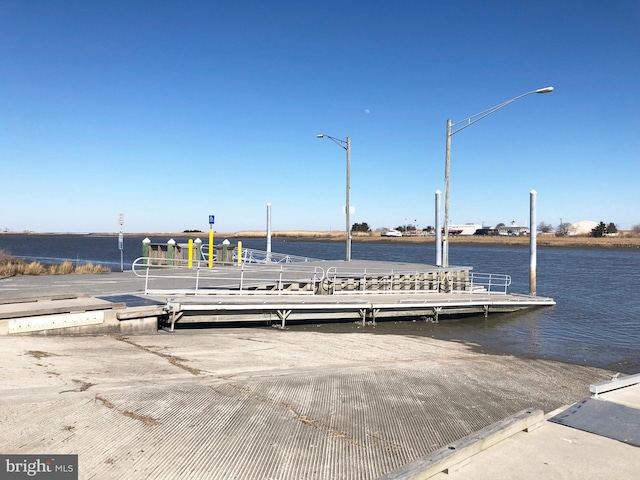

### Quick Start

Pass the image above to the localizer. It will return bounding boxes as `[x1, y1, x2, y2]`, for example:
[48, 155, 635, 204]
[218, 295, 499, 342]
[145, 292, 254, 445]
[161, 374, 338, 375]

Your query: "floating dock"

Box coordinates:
[132, 255, 555, 330]
[0, 252, 555, 335]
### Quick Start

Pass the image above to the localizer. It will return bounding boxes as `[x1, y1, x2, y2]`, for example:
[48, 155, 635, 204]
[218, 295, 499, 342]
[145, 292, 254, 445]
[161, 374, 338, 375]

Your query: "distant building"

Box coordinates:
[447, 223, 483, 235]
[497, 221, 530, 236]
[568, 220, 598, 236]
[381, 229, 402, 237]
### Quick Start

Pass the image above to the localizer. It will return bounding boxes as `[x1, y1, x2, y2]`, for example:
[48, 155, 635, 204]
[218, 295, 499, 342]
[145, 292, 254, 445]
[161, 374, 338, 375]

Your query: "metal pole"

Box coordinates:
[266, 202, 272, 260]
[443, 119, 451, 267]
[442, 87, 552, 269]
[118, 213, 124, 272]
[317, 133, 352, 261]
[346, 136, 351, 261]
[435, 190, 442, 266]
[529, 190, 537, 296]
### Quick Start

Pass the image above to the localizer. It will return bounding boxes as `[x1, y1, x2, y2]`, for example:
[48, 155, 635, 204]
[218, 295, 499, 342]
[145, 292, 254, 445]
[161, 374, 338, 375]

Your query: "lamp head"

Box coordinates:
[316, 134, 324, 138]
[536, 86, 554, 94]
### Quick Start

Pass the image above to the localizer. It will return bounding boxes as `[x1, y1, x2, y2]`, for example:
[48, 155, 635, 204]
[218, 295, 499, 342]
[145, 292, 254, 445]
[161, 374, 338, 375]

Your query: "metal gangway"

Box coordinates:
[235, 248, 322, 264]
[196, 245, 322, 264]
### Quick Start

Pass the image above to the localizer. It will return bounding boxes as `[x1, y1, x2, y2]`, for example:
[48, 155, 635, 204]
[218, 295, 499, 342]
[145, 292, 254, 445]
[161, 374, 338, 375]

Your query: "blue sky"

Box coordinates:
[1, 0, 639, 233]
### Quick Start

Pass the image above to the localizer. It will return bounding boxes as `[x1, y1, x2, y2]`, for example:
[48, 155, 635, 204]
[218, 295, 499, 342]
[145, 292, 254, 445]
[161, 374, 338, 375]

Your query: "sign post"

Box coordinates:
[208, 215, 215, 268]
[118, 213, 124, 272]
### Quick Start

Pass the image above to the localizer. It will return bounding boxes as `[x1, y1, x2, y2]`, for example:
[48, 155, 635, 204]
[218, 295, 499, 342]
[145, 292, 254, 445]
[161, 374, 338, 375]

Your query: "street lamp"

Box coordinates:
[442, 86, 553, 267]
[317, 133, 351, 261]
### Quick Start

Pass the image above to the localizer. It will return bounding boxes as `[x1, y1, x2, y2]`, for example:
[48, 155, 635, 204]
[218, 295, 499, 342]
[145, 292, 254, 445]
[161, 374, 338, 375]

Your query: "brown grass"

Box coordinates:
[223, 231, 640, 249]
[0, 249, 110, 276]
[73, 262, 110, 274]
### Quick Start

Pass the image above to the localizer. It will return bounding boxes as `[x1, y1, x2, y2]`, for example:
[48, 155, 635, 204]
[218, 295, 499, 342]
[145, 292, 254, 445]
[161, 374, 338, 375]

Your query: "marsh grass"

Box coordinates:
[0, 249, 110, 276]
[73, 262, 110, 274]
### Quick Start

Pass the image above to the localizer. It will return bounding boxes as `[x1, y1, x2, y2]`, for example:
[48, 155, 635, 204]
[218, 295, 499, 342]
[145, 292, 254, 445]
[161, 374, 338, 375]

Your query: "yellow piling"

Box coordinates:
[208, 228, 214, 268]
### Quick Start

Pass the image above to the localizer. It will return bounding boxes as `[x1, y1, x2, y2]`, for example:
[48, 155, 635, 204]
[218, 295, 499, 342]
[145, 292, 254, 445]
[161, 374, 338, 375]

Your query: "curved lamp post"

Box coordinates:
[442, 86, 554, 267]
[317, 133, 351, 261]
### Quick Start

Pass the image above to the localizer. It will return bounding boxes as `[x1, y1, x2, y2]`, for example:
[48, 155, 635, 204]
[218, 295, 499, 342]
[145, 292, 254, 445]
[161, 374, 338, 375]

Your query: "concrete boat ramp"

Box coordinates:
[0, 325, 638, 479]
[0, 258, 554, 335]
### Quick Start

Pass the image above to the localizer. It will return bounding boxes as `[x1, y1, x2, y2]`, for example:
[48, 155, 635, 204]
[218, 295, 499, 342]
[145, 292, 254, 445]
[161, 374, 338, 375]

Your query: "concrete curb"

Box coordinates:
[379, 408, 544, 479]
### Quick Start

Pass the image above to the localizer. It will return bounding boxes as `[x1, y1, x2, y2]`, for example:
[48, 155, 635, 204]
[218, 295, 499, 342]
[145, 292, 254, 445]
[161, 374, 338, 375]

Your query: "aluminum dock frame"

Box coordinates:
[132, 258, 555, 330]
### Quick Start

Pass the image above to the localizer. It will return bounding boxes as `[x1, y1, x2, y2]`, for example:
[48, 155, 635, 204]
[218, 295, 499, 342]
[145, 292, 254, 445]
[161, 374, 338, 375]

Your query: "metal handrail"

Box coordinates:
[198, 245, 322, 264]
[322, 267, 511, 295]
[238, 248, 322, 264]
[468, 272, 511, 294]
[132, 257, 511, 296]
[132, 257, 325, 295]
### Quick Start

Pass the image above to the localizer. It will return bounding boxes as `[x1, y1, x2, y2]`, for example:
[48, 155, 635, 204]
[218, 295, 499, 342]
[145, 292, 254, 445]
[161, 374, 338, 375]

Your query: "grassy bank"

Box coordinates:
[4, 230, 640, 249]
[0, 249, 110, 276]
[222, 230, 640, 249]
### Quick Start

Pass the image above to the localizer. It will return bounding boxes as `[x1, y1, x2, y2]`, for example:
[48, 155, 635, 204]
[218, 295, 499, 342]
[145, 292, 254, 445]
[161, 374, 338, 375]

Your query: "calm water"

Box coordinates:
[1, 234, 639, 373]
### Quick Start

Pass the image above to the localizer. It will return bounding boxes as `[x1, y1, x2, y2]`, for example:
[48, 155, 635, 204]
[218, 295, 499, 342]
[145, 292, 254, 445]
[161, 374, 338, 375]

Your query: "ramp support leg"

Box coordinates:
[276, 310, 291, 329]
[364, 308, 378, 326]
[170, 311, 184, 332]
[433, 307, 442, 323]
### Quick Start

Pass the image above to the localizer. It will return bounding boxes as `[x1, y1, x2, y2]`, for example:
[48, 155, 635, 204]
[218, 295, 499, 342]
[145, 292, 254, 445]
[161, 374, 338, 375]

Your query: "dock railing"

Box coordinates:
[467, 272, 512, 294]
[132, 257, 325, 295]
[132, 257, 511, 296]
[234, 248, 322, 264]
[323, 268, 511, 295]
[192, 246, 322, 265]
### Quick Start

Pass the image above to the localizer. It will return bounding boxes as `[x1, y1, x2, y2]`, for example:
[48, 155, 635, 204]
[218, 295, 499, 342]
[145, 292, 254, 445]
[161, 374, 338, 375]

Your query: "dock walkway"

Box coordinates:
[0, 259, 553, 334]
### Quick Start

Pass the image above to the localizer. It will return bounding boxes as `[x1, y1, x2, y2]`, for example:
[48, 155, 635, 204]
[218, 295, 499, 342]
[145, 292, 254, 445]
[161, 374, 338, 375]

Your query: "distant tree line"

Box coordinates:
[351, 222, 371, 232]
[591, 222, 617, 237]
[537, 221, 619, 237]
[395, 224, 417, 233]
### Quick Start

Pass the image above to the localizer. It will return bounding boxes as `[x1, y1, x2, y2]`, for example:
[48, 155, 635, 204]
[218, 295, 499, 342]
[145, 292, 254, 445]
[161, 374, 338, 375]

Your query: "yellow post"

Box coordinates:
[208, 227, 214, 268]
[237, 241, 242, 266]
[188, 239, 193, 269]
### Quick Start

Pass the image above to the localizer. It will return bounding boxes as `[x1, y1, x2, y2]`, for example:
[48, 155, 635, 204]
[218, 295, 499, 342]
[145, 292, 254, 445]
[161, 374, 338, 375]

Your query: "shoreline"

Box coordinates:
[2, 230, 640, 249]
